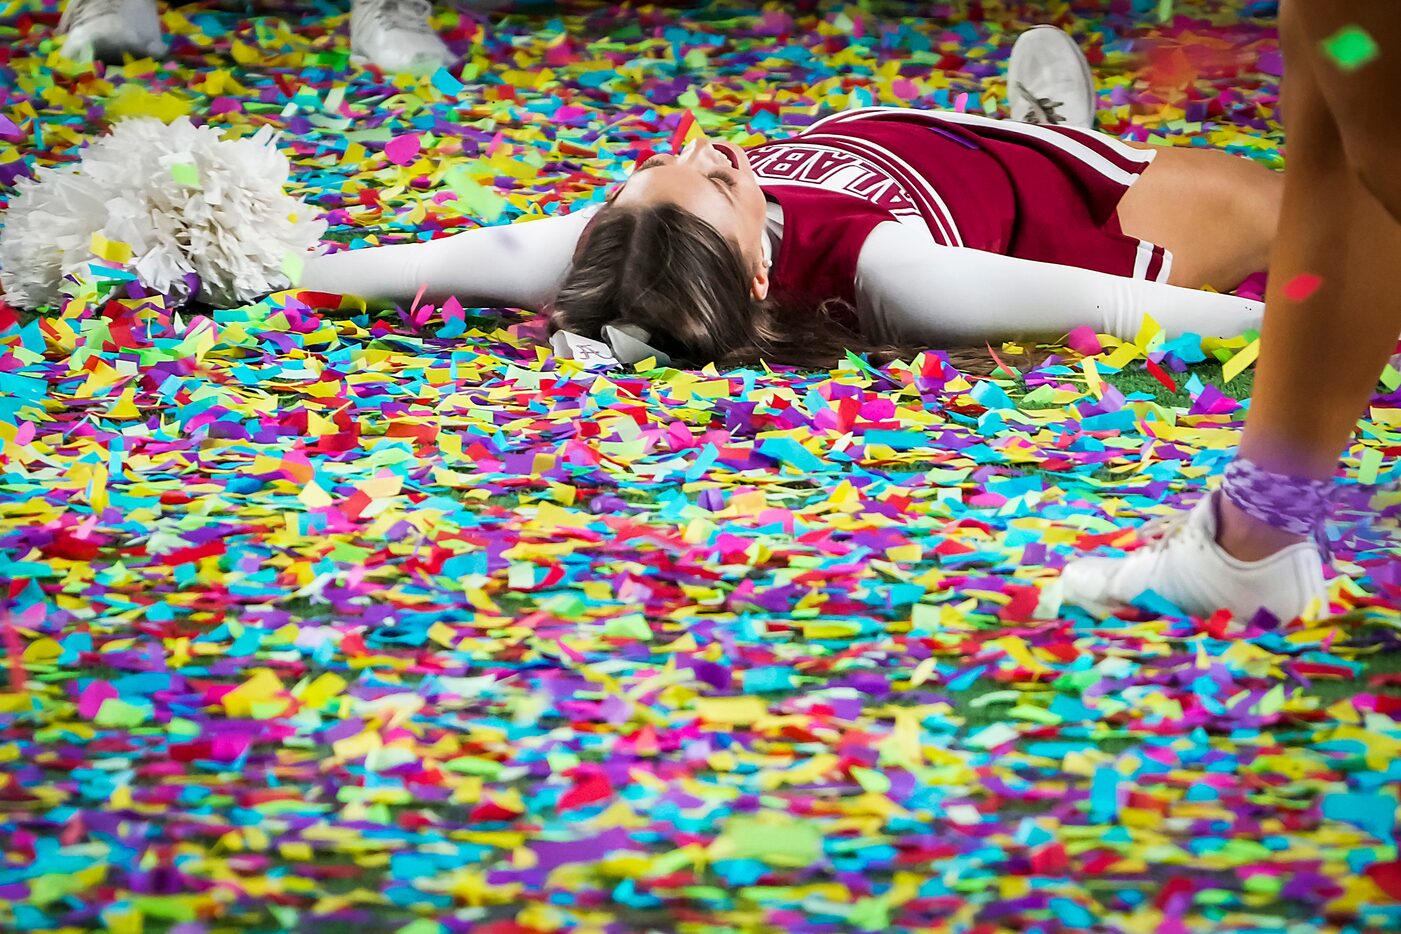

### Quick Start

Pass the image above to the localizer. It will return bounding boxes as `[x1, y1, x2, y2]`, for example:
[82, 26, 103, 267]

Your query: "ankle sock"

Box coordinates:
[1219, 457, 1336, 557]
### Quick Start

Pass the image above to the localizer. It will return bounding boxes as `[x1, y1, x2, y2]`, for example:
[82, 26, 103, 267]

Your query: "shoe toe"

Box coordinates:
[1059, 556, 1126, 614]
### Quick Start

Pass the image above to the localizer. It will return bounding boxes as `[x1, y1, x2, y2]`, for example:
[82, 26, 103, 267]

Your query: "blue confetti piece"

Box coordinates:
[1089, 766, 1120, 823]
[1322, 792, 1397, 842]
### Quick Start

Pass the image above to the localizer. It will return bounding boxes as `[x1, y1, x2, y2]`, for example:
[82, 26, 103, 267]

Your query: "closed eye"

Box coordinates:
[609, 157, 737, 203]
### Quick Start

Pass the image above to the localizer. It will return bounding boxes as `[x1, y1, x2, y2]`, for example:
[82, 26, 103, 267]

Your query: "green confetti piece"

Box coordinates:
[714, 815, 822, 866]
[131, 896, 198, 923]
[1009, 704, 1063, 725]
[94, 697, 151, 728]
[602, 612, 652, 641]
[443, 166, 507, 223]
[397, 921, 445, 934]
[1358, 446, 1383, 486]
[441, 756, 504, 778]
[850, 765, 891, 794]
[848, 897, 891, 929]
[168, 161, 200, 187]
[280, 251, 305, 286]
[1321, 25, 1380, 72]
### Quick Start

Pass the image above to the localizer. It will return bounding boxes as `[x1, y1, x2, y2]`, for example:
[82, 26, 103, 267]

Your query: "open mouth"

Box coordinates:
[716, 143, 744, 171]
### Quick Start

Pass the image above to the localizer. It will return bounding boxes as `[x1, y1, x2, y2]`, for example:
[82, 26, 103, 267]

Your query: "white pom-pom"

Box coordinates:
[0, 116, 326, 309]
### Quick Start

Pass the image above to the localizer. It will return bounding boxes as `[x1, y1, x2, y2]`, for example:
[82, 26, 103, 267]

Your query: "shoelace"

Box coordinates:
[357, 0, 437, 36]
[1131, 512, 1198, 552]
[1014, 82, 1065, 125]
[60, 0, 127, 32]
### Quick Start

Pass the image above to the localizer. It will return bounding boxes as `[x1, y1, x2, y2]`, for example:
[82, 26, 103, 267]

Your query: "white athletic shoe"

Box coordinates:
[1060, 489, 1329, 623]
[1007, 25, 1097, 129]
[351, 0, 453, 74]
[58, 0, 167, 62]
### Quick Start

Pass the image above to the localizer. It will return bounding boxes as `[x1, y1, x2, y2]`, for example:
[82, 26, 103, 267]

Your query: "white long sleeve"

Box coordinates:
[853, 222, 1263, 344]
[296, 205, 598, 312]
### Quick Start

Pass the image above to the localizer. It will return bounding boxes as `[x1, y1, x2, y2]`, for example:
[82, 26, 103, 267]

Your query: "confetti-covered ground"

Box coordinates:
[3, 1, 1401, 931]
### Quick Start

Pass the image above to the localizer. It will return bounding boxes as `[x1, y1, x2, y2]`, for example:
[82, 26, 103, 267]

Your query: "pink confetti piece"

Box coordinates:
[2, 614, 24, 691]
[384, 133, 422, 166]
[79, 680, 120, 719]
[1066, 326, 1104, 356]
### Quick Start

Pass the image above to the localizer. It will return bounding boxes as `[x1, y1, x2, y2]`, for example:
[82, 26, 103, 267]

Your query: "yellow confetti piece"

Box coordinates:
[986, 635, 1053, 673]
[886, 543, 921, 562]
[299, 672, 347, 708]
[1222, 338, 1260, 385]
[298, 480, 333, 509]
[90, 232, 133, 264]
[104, 386, 141, 419]
[221, 669, 286, 718]
[1100, 342, 1142, 370]
[1133, 313, 1163, 351]
[106, 85, 194, 122]
[22, 638, 61, 663]
[1083, 357, 1103, 398]
[694, 696, 767, 725]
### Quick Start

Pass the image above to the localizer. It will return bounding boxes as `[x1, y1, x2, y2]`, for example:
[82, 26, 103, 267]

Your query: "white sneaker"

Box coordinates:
[58, 0, 167, 62]
[1060, 489, 1329, 623]
[1006, 25, 1097, 129]
[351, 0, 452, 74]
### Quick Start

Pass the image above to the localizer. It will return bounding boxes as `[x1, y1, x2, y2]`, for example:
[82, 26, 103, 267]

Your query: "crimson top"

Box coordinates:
[745, 107, 1172, 318]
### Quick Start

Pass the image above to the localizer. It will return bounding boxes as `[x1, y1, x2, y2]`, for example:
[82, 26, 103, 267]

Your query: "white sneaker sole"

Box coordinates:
[349, 50, 451, 74]
[1008, 25, 1097, 128]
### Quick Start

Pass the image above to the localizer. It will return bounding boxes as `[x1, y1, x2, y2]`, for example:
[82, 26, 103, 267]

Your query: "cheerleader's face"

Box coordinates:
[611, 135, 770, 296]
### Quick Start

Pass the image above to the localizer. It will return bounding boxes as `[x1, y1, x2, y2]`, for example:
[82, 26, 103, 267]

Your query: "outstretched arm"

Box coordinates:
[296, 205, 599, 312]
[855, 223, 1263, 345]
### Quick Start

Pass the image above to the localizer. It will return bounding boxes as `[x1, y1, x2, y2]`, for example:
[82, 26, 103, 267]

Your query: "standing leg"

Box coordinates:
[1218, 2, 1401, 560]
[1061, 2, 1401, 621]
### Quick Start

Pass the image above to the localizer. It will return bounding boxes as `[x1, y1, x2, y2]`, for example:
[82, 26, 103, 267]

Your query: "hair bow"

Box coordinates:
[551, 323, 672, 368]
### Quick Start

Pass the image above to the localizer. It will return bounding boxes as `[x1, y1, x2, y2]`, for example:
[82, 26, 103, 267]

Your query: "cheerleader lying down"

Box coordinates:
[298, 30, 1282, 369]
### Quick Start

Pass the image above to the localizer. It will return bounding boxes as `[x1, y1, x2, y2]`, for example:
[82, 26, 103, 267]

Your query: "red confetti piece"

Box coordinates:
[1283, 273, 1323, 302]
[669, 111, 697, 151]
[1365, 861, 1401, 899]
[1145, 358, 1178, 393]
[160, 541, 227, 566]
[985, 342, 1019, 377]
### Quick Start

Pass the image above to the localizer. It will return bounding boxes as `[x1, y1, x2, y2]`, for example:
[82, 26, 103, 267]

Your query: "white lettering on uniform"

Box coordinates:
[750, 144, 920, 217]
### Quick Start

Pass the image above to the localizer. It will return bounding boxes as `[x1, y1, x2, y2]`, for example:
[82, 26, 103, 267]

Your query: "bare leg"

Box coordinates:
[1218, 1, 1401, 561]
[1115, 143, 1283, 292]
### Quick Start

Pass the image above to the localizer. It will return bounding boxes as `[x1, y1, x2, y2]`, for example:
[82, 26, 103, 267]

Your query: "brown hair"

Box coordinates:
[549, 203, 917, 371]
